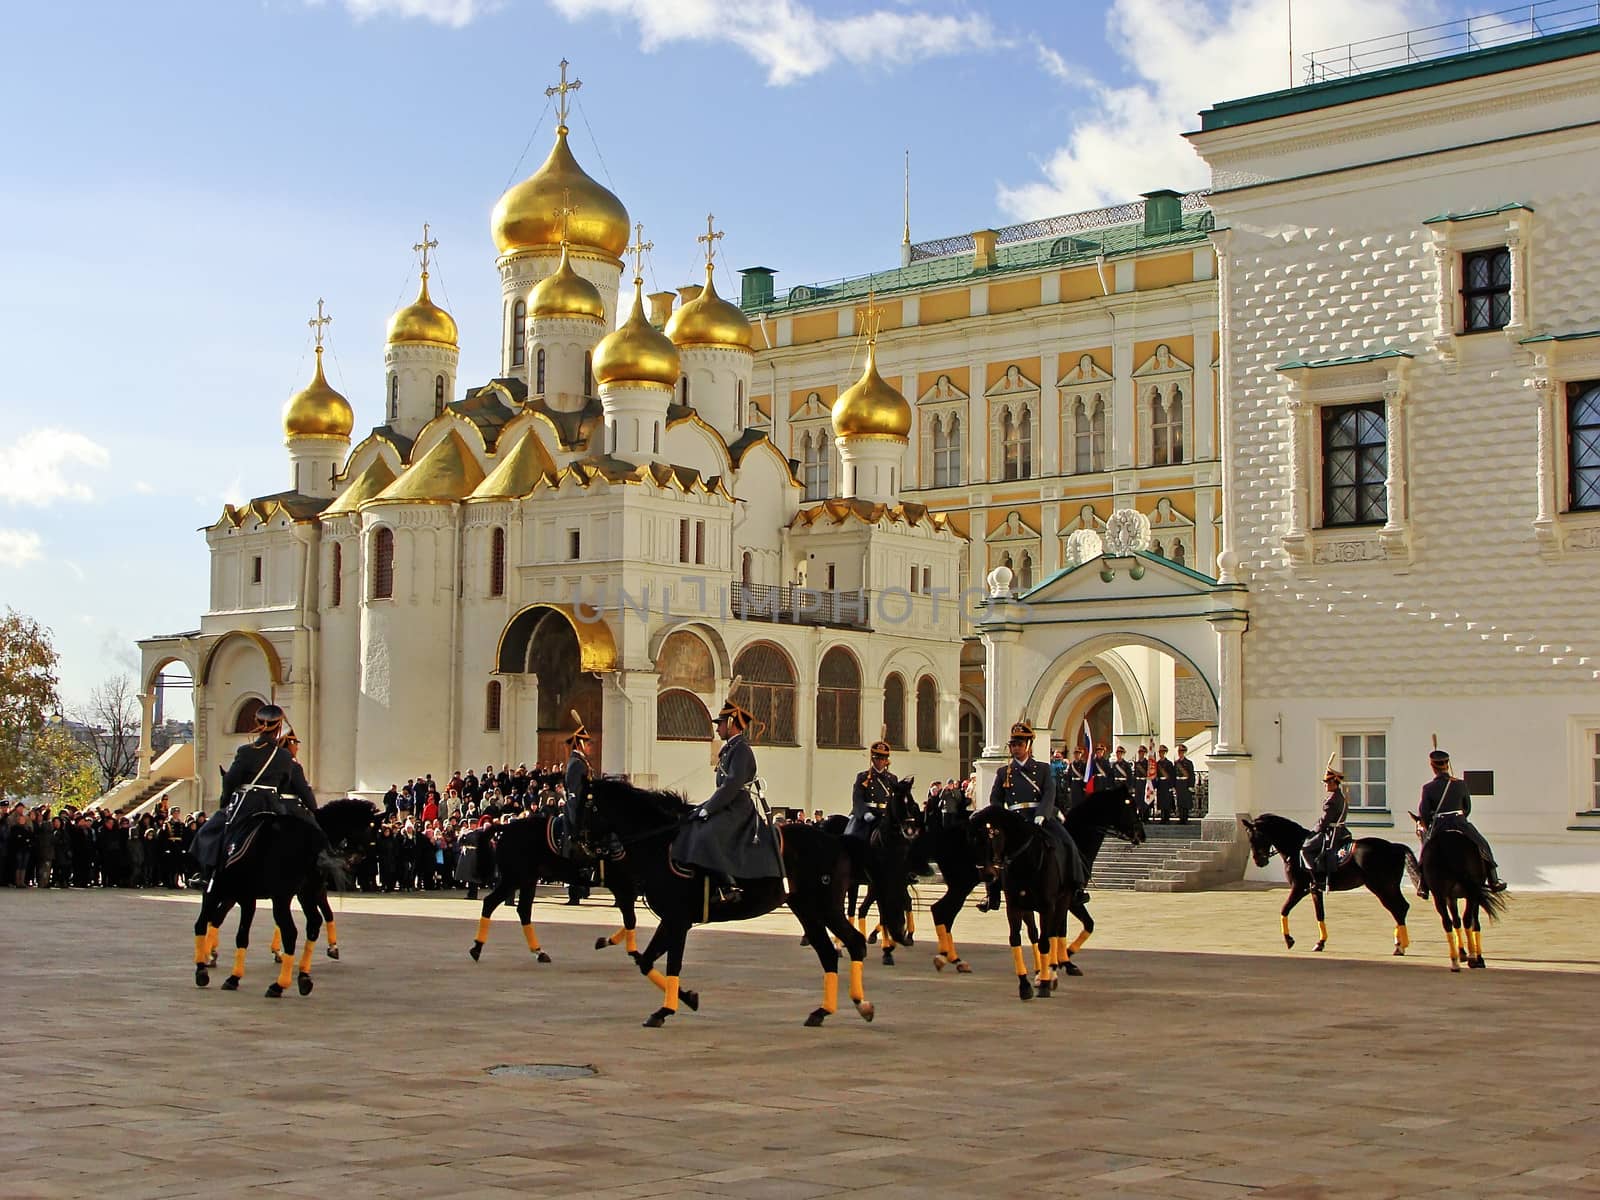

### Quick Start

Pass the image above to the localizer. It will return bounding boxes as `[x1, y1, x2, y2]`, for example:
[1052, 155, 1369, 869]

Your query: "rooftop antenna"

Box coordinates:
[901, 149, 912, 266]
[1287, 0, 1294, 88]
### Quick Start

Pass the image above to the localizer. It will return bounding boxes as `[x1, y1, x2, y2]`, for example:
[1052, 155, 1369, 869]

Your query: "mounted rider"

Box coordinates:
[1417, 746, 1507, 895]
[844, 735, 897, 843]
[1302, 754, 1351, 891]
[989, 719, 1088, 901]
[672, 681, 783, 903]
[561, 711, 592, 850]
[194, 703, 324, 875]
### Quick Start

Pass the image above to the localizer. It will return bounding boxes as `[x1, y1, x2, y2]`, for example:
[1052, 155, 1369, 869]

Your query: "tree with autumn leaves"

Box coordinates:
[0, 608, 99, 808]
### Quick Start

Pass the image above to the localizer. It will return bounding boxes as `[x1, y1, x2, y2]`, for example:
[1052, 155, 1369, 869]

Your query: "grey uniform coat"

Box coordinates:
[844, 768, 897, 839]
[673, 734, 782, 880]
[1419, 774, 1498, 867]
[563, 750, 590, 834]
[990, 755, 1088, 889]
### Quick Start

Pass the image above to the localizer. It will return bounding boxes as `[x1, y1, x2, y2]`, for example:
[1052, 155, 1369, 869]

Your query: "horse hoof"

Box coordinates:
[804, 1008, 828, 1027]
[194, 968, 209, 988]
[1469, 957, 1487, 969]
[932, 955, 947, 972]
[1313, 942, 1326, 953]
[680, 989, 700, 1013]
[902, 934, 914, 947]
[1035, 979, 1053, 998]
[265, 983, 284, 998]
[628, 950, 644, 965]
[1018, 981, 1033, 1001]
[643, 1008, 672, 1028]
[854, 999, 875, 1023]
[1284, 936, 1295, 950]
[1063, 961, 1083, 977]
[1393, 946, 1405, 956]
[536, 951, 553, 964]
[297, 974, 313, 996]
[1450, 962, 1462, 973]
[469, 942, 482, 962]
[221, 975, 240, 991]
[594, 937, 609, 951]
[881, 950, 895, 967]
[272, 952, 282, 964]
[867, 929, 878, 945]
[326, 946, 339, 960]
[207, 952, 219, 968]
[955, 960, 972, 975]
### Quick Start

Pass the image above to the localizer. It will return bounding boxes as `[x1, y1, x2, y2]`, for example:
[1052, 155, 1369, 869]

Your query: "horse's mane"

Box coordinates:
[1252, 812, 1310, 844]
[589, 776, 690, 821]
[1063, 782, 1130, 831]
[318, 797, 378, 837]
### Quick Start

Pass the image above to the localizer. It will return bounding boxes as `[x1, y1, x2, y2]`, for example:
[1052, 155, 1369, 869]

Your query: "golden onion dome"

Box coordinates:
[491, 125, 630, 259]
[283, 348, 355, 440]
[593, 278, 681, 388]
[832, 341, 911, 441]
[665, 261, 753, 351]
[386, 272, 458, 348]
[530, 244, 605, 321]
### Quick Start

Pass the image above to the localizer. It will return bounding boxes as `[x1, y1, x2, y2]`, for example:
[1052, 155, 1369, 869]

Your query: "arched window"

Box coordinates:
[802, 431, 830, 500]
[732, 642, 798, 745]
[658, 630, 716, 692]
[1017, 551, 1034, 591]
[371, 527, 394, 600]
[882, 673, 907, 750]
[489, 527, 506, 597]
[1073, 396, 1105, 474]
[485, 680, 502, 732]
[657, 689, 713, 741]
[1169, 385, 1185, 463]
[512, 300, 526, 366]
[535, 348, 546, 395]
[388, 374, 399, 421]
[1151, 538, 1165, 558]
[583, 350, 593, 396]
[330, 542, 343, 608]
[1172, 540, 1187, 566]
[932, 414, 962, 487]
[816, 647, 861, 749]
[736, 379, 746, 427]
[434, 374, 446, 416]
[915, 675, 939, 752]
[958, 707, 982, 777]
[1002, 405, 1031, 479]
[1152, 386, 1183, 466]
[232, 697, 264, 734]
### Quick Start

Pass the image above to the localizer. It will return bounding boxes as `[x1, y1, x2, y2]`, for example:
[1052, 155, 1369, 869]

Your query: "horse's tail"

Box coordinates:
[1401, 844, 1423, 892]
[1476, 877, 1509, 922]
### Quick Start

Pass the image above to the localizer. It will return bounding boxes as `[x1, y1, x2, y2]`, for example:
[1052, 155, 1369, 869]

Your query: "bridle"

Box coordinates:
[980, 816, 1038, 878]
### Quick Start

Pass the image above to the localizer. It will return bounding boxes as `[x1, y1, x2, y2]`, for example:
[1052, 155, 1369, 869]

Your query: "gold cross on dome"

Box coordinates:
[545, 59, 582, 127]
[697, 213, 724, 268]
[625, 222, 653, 280]
[553, 188, 578, 245]
[412, 222, 438, 274]
[857, 290, 885, 340]
[308, 298, 332, 350]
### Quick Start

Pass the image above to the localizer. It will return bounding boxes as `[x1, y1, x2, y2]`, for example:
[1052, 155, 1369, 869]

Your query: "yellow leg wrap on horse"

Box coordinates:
[1396, 925, 1409, 949]
[647, 969, 669, 993]
[297, 940, 314, 974]
[271, 928, 282, 953]
[521, 924, 542, 953]
[231, 947, 247, 978]
[608, 928, 627, 946]
[663, 976, 680, 1012]
[1068, 929, 1091, 954]
[906, 908, 915, 936]
[882, 930, 895, 950]
[275, 947, 295, 989]
[626, 928, 638, 953]
[1030, 944, 1045, 975]
[205, 926, 220, 957]
[325, 920, 338, 947]
[194, 934, 207, 964]
[1317, 921, 1329, 944]
[474, 916, 491, 944]
[822, 971, 838, 1013]
[849, 960, 865, 1003]
[934, 924, 951, 957]
[1280, 915, 1290, 937]
[1447, 930, 1459, 959]
[1011, 946, 1027, 977]
[1052, 936, 1066, 966]
[1470, 929, 1482, 957]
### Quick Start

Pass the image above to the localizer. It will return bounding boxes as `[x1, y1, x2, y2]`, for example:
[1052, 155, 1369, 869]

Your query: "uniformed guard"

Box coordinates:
[196, 704, 324, 875]
[672, 684, 783, 902]
[1109, 745, 1136, 798]
[845, 735, 897, 842]
[1417, 747, 1507, 895]
[561, 710, 591, 853]
[1302, 755, 1350, 892]
[1173, 744, 1197, 823]
[989, 719, 1088, 900]
[1065, 748, 1088, 808]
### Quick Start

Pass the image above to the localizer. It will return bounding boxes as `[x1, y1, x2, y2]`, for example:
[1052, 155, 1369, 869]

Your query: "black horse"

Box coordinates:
[1241, 813, 1419, 955]
[1409, 813, 1508, 971]
[969, 803, 1074, 1000]
[192, 798, 375, 997]
[820, 777, 924, 965]
[467, 812, 640, 964]
[586, 777, 904, 1028]
[1051, 782, 1147, 975]
[913, 812, 982, 974]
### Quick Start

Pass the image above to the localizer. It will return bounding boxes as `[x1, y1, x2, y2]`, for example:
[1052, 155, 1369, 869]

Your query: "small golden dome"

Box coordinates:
[831, 341, 911, 441]
[491, 126, 630, 259]
[530, 244, 605, 321]
[386, 272, 458, 348]
[283, 348, 355, 440]
[593, 278, 681, 389]
[665, 262, 752, 351]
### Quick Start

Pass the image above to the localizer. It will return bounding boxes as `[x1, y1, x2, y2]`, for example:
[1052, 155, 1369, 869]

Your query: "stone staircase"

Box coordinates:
[1090, 821, 1248, 892]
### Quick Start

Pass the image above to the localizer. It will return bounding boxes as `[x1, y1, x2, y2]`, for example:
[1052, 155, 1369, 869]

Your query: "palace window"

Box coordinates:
[658, 630, 716, 692]
[251, 555, 262, 584]
[931, 412, 962, 487]
[736, 380, 746, 427]
[1016, 551, 1034, 592]
[883, 673, 907, 750]
[732, 641, 798, 744]
[1151, 386, 1185, 466]
[1461, 247, 1511, 333]
[1071, 395, 1106, 473]
[490, 527, 506, 597]
[1321, 402, 1388, 527]
[1566, 381, 1600, 511]
[371, 527, 394, 599]
[1000, 405, 1032, 480]
[568, 529, 581, 560]
[816, 647, 862, 749]
[801, 430, 831, 500]
[678, 518, 691, 564]
[1339, 733, 1387, 809]
[915, 675, 939, 752]
[681, 377, 690, 407]
[232, 697, 264, 734]
[434, 374, 446, 416]
[485, 681, 502, 732]
[695, 519, 706, 566]
[330, 542, 342, 607]
[958, 707, 983, 778]
[388, 374, 399, 422]
[535, 348, 546, 395]
[657, 689, 712, 741]
[512, 300, 526, 366]
[583, 351, 593, 396]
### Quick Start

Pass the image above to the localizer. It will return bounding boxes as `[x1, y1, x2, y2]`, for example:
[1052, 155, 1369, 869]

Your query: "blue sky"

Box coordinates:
[1, 0, 1481, 716]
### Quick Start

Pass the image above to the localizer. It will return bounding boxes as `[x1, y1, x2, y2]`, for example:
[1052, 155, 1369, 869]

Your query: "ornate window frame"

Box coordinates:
[1278, 351, 1413, 567]
[790, 391, 836, 501]
[1133, 344, 1192, 468]
[1425, 204, 1533, 356]
[987, 509, 1041, 590]
[985, 365, 1039, 483]
[1146, 497, 1195, 568]
[917, 374, 968, 488]
[1057, 353, 1114, 476]
[1524, 330, 1600, 555]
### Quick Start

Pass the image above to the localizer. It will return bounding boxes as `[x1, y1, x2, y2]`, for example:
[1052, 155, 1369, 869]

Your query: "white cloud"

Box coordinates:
[323, 0, 495, 27]
[1036, 44, 1081, 85]
[549, 0, 998, 85]
[999, 0, 1439, 218]
[0, 428, 111, 507]
[0, 529, 42, 568]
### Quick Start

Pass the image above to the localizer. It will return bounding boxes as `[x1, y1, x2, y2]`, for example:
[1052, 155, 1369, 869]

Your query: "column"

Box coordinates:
[1039, 351, 1061, 475]
[1530, 370, 1557, 548]
[861, 685, 885, 746]
[1207, 611, 1247, 757]
[1210, 228, 1241, 584]
[1379, 381, 1409, 555]
[975, 614, 1022, 799]
[968, 359, 989, 483]
[1193, 319, 1217, 462]
[192, 679, 209, 809]
[137, 692, 155, 777]
[1111, 335, 1135, 470]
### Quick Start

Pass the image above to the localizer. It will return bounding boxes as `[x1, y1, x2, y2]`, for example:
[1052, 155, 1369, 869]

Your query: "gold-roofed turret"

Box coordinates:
[284, 300, 354, 439]
[370, 430, 485, 504]
[831, 338, 911, 441]
[594, 254, 681, 388]
[530, 243, 605, 321]
[666, 214, 752, 351]
[386, 272, 459, 348]
[469, 428, 559, 500]
[491, 62, 629, 259]
[323, 457, 397, 515]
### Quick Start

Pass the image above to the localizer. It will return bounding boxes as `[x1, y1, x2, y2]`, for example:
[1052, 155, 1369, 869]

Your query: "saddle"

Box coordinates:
[221, 791, 307, 870]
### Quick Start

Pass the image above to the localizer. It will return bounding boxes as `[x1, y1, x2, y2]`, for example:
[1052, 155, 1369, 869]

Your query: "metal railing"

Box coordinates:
[730, 583, 871, 630]
[1303, 2, 1600, 84]
[908, 191, 1211, 261]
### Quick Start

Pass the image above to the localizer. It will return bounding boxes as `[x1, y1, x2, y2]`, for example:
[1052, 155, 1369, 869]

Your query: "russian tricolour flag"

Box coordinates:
[1081, 721, 1096, 794]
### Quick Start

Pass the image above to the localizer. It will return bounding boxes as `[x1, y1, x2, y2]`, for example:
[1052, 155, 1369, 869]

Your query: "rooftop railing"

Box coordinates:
[1303, 1, 1600, 84]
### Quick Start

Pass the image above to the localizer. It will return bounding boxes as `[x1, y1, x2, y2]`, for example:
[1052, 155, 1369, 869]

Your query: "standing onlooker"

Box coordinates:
[33, 815, 56, 889]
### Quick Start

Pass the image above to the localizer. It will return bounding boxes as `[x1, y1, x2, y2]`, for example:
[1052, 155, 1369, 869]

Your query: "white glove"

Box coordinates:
[695, 805, 710, 821]
[1034, 813, 1045, 825]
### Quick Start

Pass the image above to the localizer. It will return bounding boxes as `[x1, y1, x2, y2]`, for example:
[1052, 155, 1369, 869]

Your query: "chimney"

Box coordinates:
[972, 228, 998, 271]
[739, 266, 776, 309]
[676, 284, 704, 308]
[1141, 189, 1183, 237]
[647, 290, 676, 328]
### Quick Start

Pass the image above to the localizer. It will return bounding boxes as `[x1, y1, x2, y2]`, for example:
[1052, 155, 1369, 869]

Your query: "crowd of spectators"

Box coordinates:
[1, 801, 203, 890]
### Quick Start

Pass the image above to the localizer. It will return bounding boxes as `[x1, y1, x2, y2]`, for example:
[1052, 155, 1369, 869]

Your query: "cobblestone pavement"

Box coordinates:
[2, 885, 1597, 1199]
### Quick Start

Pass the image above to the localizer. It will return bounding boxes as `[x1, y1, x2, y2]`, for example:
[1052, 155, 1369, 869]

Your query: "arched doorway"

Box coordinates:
[496, 605, 616, 765]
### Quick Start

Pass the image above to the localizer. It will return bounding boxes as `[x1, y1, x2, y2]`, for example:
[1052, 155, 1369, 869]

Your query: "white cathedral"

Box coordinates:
[138, 81, 964, 811]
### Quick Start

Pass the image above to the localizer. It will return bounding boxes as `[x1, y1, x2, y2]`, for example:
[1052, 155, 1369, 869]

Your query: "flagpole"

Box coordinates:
[1288, 0, 1294, 88]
